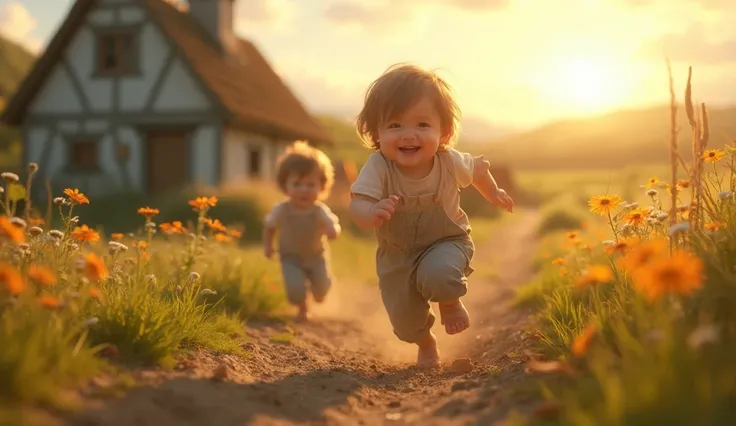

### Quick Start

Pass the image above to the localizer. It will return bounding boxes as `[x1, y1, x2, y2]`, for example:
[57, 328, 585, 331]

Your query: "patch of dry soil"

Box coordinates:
[63, 209, 543, 426]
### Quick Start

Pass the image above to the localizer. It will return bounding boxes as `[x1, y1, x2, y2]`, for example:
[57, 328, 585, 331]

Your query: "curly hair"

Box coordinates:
[355, 63, 461, 151]
[275, 141, 335, 200]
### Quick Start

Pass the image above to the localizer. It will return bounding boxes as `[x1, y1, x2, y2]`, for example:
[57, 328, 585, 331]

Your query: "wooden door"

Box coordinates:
[146, 131, 189, 194]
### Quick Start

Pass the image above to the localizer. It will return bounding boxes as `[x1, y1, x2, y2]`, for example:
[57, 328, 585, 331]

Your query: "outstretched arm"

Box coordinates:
[471, 156, 514, 212]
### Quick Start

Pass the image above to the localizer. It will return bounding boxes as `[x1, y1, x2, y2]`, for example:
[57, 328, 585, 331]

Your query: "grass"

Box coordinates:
[506, 68, 736, 425]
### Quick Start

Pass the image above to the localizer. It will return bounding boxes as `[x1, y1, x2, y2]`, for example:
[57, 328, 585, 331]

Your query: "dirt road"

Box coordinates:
[66, 209, 542, 426]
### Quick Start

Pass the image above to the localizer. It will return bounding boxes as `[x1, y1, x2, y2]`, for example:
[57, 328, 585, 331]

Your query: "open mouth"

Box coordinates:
[398, 146, 420, 154]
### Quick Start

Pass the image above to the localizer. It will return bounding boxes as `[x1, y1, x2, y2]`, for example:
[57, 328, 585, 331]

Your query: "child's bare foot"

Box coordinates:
[416, 332, 441, 368]
[438, 299, 470, 335]
[295, 302, 310, 322]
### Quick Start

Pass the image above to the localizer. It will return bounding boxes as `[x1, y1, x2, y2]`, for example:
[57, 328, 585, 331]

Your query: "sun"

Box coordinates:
[539, 56, 630, 113]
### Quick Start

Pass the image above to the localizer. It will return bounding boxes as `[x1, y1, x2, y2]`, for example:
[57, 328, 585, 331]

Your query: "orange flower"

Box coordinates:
[676, 179, 690, 189]
[28, 265, 56, 286]
[576, 264, 613, 287]
[571, 325, 597, 357]
[27, 217, 45, 226]
[71, 225, 100, 243]
[188, 196, 217, 212]
[228, 229, 243, 238]
[84, 253, 108, 282]
[617, 238, 668, 272]
[704, 222, 726, 231]
[552, 257, 565, 266]
[38, 295, 62, 309]
[624, 208, 648, 226]
[160, 221, 185, 234]
[64, 188, 89, 204]
[111, 233, 124, 240]
[214, 233, 231, 242]
[205, 218, 226, 232]
[133, 240, 147, 250]
[137, 206, 159, 217]
[88, 286, 103, 300]
[0, 263, 25, 294]
[645, 176, 659, 188]
[631, 250, 703, 301]
[0, 216, 25, 243]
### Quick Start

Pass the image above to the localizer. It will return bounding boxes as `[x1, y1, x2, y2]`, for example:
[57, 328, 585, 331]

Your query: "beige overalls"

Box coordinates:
[376, 152, 475, 343]
[275, 202, 333, 304]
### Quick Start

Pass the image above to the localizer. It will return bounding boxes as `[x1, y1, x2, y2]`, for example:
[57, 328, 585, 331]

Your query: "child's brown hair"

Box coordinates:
[355, 63, 461, 151]
[275, 141, 335, 200]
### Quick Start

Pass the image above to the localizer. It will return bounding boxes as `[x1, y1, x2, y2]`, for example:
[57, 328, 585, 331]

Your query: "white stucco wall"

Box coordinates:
[221, 127, 283, 186]
[152, 57, 211, 111]
[190, 125, 218, 186]
[119, 22, 171, 111]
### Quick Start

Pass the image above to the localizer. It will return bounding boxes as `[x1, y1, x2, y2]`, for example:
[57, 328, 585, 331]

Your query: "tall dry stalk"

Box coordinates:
[666, 58, 679, 235]
[683, 66, 710, 230]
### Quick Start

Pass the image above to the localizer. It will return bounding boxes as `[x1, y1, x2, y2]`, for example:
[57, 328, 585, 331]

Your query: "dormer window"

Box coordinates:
[96, 29, 138, 75]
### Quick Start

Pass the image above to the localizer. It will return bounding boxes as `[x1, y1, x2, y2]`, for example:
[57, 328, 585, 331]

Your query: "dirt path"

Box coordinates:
[64, 209, 541, 426]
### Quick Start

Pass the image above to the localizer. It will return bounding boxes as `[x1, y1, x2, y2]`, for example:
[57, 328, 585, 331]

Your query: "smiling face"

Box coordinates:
[285, 171, 322, 209]
[377, 96, 443, 178]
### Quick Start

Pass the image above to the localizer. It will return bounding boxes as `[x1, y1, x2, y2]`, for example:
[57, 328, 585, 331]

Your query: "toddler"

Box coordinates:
[263, 141, 342, 322]
[349, 64, 514, 367]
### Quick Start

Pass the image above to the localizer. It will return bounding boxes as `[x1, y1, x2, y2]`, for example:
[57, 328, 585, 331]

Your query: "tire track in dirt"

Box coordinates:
[63, 209, 541, 426]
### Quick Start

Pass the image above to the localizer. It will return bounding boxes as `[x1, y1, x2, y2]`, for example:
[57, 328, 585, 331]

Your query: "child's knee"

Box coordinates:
[416, 262, 468, 302]
[384, 300, 435, 343]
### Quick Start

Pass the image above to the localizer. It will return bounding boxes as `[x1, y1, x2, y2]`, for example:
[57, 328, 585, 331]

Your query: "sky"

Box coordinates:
[1, 0, 735, 136]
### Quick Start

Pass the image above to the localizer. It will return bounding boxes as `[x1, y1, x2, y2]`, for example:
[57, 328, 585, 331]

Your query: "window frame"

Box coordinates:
[65, 138, 101, 173]
[93, 26, 140, 76]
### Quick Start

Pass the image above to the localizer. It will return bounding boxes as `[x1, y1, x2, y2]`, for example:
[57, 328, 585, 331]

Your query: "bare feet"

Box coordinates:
[438, 299, 470, 335]
[295, 302, 310, 322]
[416, 332, 441, 368]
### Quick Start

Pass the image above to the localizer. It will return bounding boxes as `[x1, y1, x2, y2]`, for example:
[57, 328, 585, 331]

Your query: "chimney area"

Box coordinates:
[187, 0, 238, 54]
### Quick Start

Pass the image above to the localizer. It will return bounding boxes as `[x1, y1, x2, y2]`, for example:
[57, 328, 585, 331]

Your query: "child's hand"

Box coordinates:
[369, 195, 399, 227]
[325, 223, 341, 240]
[264, 245, 274, 259]
[493, 189, 514, 213]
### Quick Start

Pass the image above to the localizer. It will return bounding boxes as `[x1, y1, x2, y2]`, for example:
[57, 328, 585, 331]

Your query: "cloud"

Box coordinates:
[233, 0, 296, 32]
[0, 2, 43, 53]
[637, 24, 736, 65]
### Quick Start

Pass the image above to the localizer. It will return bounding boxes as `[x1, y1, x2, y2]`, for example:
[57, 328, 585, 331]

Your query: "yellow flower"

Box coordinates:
[137, 206, 160, 217]
[588, 194, 622, 216]
[631, 250, 703, 300]
[571, 325, 597, 357]
[702, 149, 725, 163]
[188, 196, 218, 212]
[645, 176, 659, 188]
[576, 264, 613, 287]
[71, 225, 100, 243]
[624, 208, 648, 226]
[28, 265, 57, 286]
[84, 253, 108, 282]
[0, 263, 25, 295]
[64, 188, 89, 204]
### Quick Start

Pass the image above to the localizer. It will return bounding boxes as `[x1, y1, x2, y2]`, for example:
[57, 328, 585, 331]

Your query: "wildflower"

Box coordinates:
[53, 197, 66, 205]
[48, 230, 64, 239]
[160, 221, 185, 234]
[188, 272, 201, 283]
[624, 208, 648, 227]
[228, 229, 243, 238]
[88, 287, 103, 300]
[145, 222, 156, 230]
[676, 179, 690, 188]
[631, 250, 703, 300]
[27, 217, 44, 226]
[28, 226, 43, 236]
[576, 264, 613, 287]
[205, 218, 227, 232]
[718, 191, 734, 200]
[84, 317, 99, 326]
[1, 172, 19, 183]
[214, 233, 231, 242]
[199, 289, 217, 296]
[620, 223, 634, 237]
[0, 263, 25, 294]
[618, 238, 668, 271]
[656, 213, 669, 222]
[702, 149, 725, 163]
[137, 206, 159, 217]
[559, 267, 569, 277]
[63, 188, 90, 204]
[38, 295, 63, 309]
[9, 217, 26, 228]
[571, 325, 597, 357]
[28, 265, 57, 286]
[108, 241, 128, 254]
[687, 324, 719, 349]
[623, 202, 639, 210]
[669, 222, 690, 236]
[646, 189, 658, 197]
[84, 253, 109, 282]
[645, 176, 659, 188]
[588, 194, 622, 216]
[133, 240, 147, 250]
[27, 162, 38, 174]
[704, 222, 726, 231]
[604, 238, 634, 256]
[552, 257, 565, 266]
[71, 225, 100, 243]
[188, 196, 217, 212]
[0, 216, 25, 243]
[145, 274, 157, 285]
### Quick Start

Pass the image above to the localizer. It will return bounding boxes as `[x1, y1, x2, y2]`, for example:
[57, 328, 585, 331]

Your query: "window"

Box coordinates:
[96, 31, 136, 74]
[248, 148, 261, 177]
[69, 140, 98, 170]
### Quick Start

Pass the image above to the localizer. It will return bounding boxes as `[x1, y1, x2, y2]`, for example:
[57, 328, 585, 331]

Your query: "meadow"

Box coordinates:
[503, 69, 736, 425]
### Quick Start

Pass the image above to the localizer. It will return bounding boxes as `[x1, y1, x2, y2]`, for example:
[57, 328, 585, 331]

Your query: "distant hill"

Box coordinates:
[474, 105, 736, 170]
[0, 34, 36, 161]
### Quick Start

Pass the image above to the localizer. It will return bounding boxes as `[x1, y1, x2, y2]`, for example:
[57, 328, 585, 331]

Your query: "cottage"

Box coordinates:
[0, 0, 331, 195]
